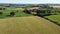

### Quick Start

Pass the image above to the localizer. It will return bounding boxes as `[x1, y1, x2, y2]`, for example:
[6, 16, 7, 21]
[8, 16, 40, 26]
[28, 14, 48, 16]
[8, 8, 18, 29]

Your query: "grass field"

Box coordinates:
[0, 7, 33, 18]
[0, 16, 60, 34]
[45, 15, 60, 24]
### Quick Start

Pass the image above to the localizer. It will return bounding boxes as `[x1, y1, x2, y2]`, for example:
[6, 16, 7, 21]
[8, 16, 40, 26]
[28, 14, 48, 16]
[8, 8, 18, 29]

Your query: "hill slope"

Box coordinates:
[0, 16, 60, 34]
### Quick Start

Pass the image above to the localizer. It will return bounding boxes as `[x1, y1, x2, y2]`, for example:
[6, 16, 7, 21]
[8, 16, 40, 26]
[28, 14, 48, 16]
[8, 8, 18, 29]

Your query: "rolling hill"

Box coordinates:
[0, 16, 60, 34]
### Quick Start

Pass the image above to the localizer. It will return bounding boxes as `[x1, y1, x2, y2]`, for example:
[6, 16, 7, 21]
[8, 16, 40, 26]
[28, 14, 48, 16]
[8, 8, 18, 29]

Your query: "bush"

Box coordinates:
[16, 10, 19, 12]
[3, 8, 6, 10]
[0, 12, 3, 14]
[0, 8, 6, 10]
[0, 8, 2, 10]
[24, 9, 31, 14]
[10, 12, 15, 16]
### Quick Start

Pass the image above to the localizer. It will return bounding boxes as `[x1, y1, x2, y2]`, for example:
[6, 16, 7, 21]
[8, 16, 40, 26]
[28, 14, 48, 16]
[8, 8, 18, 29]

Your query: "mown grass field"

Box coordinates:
[45, 15, 60, 24]
[0, 16, 60, 34]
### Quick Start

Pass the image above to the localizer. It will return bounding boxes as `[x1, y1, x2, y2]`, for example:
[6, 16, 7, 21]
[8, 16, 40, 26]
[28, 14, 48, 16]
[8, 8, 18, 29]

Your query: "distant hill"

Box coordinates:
[0, 3, 60, 7]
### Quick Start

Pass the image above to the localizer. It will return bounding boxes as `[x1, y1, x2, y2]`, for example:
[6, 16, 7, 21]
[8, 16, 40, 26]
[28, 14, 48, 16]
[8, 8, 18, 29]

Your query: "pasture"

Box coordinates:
[0, 7, 33, 18]
[45, 15, 60, 25]
[0, 16, 60, 34]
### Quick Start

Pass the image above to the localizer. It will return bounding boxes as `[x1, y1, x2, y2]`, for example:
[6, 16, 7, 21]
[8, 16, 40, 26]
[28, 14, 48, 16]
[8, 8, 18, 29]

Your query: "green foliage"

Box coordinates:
[10, 12, 15, 16]
[0, 12, 3, 14]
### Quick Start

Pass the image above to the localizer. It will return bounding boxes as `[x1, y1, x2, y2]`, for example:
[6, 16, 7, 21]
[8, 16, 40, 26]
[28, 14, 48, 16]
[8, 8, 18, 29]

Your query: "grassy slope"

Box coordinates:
[45, 15, 60, 24]
[0, 16, 60, 34]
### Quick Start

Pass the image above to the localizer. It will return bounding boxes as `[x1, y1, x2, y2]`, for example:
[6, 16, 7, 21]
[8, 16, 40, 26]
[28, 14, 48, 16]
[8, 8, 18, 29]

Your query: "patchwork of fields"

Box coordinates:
[0, 16, 60, 34]
[0, 4, 60, 34]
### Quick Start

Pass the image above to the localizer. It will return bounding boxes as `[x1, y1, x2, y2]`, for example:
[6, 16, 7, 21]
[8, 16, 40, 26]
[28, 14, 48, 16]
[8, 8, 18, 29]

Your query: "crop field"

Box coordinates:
[45, 15, 60, 25]
[0, 16, 60, 34]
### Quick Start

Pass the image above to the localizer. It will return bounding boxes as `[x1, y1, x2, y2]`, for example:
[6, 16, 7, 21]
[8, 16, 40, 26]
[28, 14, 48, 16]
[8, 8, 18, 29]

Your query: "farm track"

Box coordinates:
[0, 16, 60, 34]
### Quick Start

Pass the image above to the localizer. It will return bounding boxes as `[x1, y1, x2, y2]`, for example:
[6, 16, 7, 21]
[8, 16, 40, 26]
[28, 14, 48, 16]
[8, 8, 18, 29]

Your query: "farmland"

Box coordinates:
[0, 4, 60, 34]
[0, 7, 33, 18]
[0, 16, 60, 34]
[45, 15, 60, 25]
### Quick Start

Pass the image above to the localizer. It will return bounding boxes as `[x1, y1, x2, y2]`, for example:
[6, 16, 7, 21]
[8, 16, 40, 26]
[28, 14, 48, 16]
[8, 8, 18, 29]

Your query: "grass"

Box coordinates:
[45, 15, 60, 24]
[0, 6, 60, 34]
[0, 16, 60, 34]
[0, 7, 33, 18]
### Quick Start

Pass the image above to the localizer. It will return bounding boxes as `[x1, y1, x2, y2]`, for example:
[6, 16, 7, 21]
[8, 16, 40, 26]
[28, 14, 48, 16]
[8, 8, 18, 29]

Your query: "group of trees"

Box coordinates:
[24, 8, 60, 16]
[23, 9, 31, 14]
[23, 8, 52, 16]
[0, 7, 15, 17]
[0, 11, 15, 16]
[36, 9, 52, 16]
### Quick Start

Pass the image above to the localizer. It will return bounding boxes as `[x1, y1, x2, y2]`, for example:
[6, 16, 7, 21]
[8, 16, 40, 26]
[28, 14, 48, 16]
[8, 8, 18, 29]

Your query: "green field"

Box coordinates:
[0, 16, 60, 34]
[0, 7, 33, 18]
[45, 15, 60, 25]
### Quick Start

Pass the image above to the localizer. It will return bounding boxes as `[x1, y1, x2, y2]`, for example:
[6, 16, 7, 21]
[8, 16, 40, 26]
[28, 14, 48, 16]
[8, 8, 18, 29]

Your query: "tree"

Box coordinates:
[3, 8, 6, 10]
[0, 8, 2, 10]
[10, 12, 15, 16]
[24, 9, 31, 14]
[0, 12, 3, 14]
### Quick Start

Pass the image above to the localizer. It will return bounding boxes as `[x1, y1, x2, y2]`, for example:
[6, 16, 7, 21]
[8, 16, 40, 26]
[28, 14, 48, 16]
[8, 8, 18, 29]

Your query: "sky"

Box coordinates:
[0, 0, 60, 4]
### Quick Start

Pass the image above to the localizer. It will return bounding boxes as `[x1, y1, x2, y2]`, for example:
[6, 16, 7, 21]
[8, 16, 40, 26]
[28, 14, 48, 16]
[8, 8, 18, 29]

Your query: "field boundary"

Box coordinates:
[40, 16, 60, 26]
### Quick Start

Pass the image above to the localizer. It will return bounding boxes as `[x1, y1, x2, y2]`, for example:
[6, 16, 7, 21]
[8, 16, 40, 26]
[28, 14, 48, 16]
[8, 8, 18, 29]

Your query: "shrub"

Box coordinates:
[0, 12, 3, 14]
[3, 8, 6, 10]
[0, 8, 2, 10]
[10, 12, 15, 16]
[0, 8, 6, 10]
[24, 9, 31, 14]
[16, 10, 19, 12]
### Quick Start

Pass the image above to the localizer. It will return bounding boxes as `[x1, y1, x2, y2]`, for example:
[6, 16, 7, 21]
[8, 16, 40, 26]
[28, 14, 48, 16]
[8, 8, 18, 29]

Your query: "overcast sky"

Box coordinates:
[0, 0, 60, 4]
